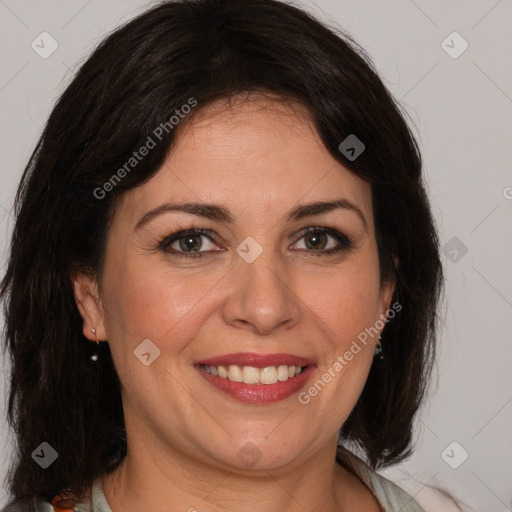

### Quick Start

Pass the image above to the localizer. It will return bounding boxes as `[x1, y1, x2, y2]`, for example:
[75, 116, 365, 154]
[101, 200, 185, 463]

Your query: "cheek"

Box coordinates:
[304, 259, 382, 343]
[101, 256, 219, 352]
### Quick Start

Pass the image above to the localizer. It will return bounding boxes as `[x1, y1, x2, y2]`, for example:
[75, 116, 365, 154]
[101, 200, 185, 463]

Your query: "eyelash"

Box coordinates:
[158, 227, 354, 259]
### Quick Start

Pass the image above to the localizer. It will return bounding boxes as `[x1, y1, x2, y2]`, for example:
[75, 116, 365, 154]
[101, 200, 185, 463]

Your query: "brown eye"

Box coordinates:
[177, 234, 203, 252]
[160, 229, 222, 258]
[304, 231, 329, 250]
[291, 227, 352, 256]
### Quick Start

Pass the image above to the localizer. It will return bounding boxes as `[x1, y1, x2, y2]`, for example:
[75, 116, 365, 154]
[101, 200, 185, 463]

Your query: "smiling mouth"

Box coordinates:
[199, 364, 306, 385]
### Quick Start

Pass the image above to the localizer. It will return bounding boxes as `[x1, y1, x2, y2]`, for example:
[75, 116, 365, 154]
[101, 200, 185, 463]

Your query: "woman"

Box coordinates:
[1, 0, 445, 510]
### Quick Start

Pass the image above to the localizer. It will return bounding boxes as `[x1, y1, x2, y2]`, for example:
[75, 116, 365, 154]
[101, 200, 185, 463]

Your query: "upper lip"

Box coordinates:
[196, 352, 316, 368]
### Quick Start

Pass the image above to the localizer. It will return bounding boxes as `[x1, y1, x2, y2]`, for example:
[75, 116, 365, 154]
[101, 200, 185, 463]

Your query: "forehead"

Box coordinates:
[116, 95, 373, 229]
[173, 95, 331, 174]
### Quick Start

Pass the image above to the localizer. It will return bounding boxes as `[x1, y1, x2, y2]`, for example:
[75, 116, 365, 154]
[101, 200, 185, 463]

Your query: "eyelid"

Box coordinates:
[159, 225, 355, 258]
[159, 228, 221, 251]
[290, 226, 353, 252]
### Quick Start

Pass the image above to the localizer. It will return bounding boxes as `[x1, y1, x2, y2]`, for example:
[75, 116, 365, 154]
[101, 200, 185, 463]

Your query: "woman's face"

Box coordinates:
[76, 96, 395, 473]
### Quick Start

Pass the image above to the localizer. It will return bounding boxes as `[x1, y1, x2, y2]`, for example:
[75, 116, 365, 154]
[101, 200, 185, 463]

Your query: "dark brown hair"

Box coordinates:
[1, 0, 444, 503]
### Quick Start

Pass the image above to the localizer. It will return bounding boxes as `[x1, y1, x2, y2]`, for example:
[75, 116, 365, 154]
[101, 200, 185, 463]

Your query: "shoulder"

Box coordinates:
[1, 496, 54, 512]
[2, 491, 93, 512]
[336, 447, 426, 512]
[357, 466, 426, 512]
[2, 480, 106, 512]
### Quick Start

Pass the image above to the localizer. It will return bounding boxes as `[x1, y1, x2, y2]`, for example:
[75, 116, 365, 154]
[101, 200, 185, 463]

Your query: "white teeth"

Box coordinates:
[277, 365, 289, 382]
[260, 366, 278, 384]
[228, 365, 243, 382]
[242, 366, 260, 384]
[201, 364, 305, 385]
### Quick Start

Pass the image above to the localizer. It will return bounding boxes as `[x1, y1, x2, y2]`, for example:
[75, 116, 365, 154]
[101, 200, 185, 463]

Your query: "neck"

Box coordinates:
[102, 435, 361, 512]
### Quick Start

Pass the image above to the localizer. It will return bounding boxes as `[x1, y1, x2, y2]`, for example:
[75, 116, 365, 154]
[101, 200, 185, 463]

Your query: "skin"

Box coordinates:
[72, 95, 396, 512]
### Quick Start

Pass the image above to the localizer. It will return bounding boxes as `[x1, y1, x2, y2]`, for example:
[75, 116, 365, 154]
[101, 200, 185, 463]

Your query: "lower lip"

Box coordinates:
[196, 366, 315, 404]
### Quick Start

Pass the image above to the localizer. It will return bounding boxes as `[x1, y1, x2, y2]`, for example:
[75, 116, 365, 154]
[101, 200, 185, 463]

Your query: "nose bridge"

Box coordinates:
[222, 240, 301, 335]
[240, 244, 286, 296]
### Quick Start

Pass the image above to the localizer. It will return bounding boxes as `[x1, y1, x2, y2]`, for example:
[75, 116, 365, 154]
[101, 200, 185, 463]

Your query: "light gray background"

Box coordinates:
[1, 1, 511, 510]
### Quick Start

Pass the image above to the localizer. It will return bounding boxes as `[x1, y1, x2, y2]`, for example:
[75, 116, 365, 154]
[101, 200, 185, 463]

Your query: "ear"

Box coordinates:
[70, 270, 107, 342]
[379, 255, 399, 316]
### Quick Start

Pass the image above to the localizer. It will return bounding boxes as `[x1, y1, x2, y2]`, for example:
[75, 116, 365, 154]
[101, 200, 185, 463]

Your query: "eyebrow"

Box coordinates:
[135, 199, 368, 231]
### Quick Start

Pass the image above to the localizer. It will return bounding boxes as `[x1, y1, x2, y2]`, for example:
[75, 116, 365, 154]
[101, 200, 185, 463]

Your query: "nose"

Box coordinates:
[221, 249, 302, 336]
